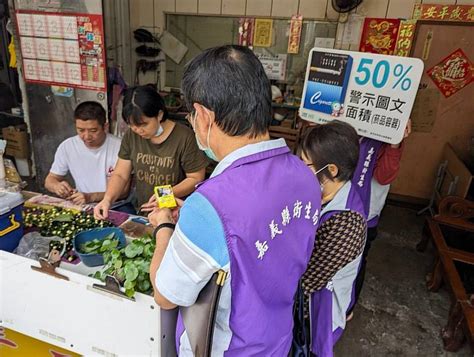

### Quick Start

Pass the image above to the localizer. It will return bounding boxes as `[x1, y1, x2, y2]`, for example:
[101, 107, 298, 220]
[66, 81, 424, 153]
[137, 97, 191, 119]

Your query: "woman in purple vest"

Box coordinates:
[299, 121, 367, 357]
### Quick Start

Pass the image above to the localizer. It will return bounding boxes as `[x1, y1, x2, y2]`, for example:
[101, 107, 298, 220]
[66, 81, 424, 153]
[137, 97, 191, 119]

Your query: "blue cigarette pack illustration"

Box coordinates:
[303, 51, 353, 116]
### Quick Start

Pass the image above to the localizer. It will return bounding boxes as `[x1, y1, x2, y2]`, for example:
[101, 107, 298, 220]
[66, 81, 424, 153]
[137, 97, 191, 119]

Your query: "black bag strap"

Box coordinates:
[180, 270, 227, 357]
[290, 280, 311, 357]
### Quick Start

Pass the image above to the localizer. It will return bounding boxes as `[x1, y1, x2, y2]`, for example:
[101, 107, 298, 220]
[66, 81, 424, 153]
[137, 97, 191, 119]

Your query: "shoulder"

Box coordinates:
[320, 210, 366, 236]
[171, 121, 194, 139]
[57, 136, 79, 152]
[106, 134, 122, 148]
[177, 192, 228, 267]
[121, 128, 142, 144]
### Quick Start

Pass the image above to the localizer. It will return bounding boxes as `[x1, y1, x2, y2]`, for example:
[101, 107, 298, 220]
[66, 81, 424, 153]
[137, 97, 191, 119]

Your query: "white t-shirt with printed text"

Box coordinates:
[50, 134, 121, 193]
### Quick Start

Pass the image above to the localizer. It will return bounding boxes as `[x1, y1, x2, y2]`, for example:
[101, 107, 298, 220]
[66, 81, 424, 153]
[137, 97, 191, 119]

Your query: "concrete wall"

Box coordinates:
[128, 0, 474, 87]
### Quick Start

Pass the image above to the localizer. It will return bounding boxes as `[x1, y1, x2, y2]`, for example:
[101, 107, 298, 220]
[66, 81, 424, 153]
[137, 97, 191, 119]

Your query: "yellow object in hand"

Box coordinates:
[154, 185, 177, 209]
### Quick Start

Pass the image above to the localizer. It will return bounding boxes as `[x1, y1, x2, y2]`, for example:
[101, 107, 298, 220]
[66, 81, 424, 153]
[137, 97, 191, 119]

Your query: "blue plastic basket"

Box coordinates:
[73, 227, 126, 267]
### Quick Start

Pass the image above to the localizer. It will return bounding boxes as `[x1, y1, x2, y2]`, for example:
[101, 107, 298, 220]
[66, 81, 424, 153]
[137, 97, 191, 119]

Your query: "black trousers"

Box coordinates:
[350, 226, 378, 312]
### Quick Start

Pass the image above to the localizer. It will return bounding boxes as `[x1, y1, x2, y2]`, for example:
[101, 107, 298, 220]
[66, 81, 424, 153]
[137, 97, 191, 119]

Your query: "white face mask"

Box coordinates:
[314, 164, 330, 192]
[154, 112, 164, 137]
[191, 111, 218, 161]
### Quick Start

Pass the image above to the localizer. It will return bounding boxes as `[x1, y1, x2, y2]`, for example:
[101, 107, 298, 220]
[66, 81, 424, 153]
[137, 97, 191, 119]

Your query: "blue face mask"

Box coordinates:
[192, 112, 218, 161]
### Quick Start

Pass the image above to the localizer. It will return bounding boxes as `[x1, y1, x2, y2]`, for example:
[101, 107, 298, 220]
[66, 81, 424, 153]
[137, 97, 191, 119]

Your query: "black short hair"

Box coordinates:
[122, 85, 168, 126]
[301, 120, 359, 182]
[74, 101, 106, 126]
[181, 45, 272, 138]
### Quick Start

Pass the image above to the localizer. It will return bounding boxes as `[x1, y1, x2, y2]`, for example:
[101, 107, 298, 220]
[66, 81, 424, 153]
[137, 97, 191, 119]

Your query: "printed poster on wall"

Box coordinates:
[287, 15, 303, 54]
[238, 18, 255, 47]
[253, 19, 273, 47]
[299, 48, 424, 145]
[359, 18, 401, 55]
[427, 48, 473, 98]
[16, 10, 106, 91]
[256, 53, 287, 81]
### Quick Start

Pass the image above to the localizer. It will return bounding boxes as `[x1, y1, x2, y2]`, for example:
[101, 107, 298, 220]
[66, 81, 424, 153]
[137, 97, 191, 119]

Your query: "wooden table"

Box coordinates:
[418, 196, 474, 352]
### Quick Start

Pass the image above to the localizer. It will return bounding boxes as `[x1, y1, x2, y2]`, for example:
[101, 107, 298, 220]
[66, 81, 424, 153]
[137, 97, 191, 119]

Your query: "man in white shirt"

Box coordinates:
[45, 101, 126, 205]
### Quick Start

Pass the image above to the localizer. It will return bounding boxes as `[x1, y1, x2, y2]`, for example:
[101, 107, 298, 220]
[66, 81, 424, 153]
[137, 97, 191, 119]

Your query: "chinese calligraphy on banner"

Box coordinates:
[253, 19, 273, 47]
[16, 10, 106, 91]
[238, 18, 255, 47]
[394, 20, 416, 57]
[300, 48, 424, 144]
[287, 15, 303, 54]
[359, 18, 401, 55]
[413, 4, 474, 22]
[427, 48, 473, 98]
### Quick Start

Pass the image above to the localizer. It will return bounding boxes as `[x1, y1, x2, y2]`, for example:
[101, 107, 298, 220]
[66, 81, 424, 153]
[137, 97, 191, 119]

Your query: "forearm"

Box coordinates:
[172, 177, 200, 198]
[373, 144, 404, 185]
[44, 174, 61, 193]
[103, 174, 129, 203]
[150, 228, 176, 309]
[118, 178, 131, 200]
[85, 192, 105, 203]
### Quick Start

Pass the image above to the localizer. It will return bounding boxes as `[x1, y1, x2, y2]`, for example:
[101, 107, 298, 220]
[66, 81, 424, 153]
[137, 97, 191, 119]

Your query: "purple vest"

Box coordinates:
[351, 138, 384, 226]
[197, 146, 321, 356]
[310, 182, 366, 357]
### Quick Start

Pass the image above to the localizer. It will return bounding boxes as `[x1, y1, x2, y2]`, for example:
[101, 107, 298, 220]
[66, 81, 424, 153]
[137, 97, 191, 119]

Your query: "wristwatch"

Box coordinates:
[153, 222, 176, 238]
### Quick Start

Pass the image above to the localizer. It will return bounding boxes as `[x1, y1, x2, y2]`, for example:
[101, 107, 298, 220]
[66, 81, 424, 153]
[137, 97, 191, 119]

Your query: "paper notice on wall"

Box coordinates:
[410, 88, 439, 133]
[256, 53, 287, 81]
[314, 37, 335, 49]
[341, 14, 364, 46]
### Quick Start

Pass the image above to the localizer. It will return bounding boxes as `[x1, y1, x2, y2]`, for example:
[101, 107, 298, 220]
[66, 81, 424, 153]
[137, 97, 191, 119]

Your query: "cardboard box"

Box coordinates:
[1, 126, 29, 159]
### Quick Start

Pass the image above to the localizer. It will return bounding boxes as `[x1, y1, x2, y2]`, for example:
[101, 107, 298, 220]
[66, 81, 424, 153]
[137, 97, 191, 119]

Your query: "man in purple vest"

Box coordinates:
[148, 45, 322, 356]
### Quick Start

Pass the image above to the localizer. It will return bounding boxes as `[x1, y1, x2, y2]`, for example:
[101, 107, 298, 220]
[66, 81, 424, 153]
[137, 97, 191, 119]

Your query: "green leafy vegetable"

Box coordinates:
[91, 235, 155, 298]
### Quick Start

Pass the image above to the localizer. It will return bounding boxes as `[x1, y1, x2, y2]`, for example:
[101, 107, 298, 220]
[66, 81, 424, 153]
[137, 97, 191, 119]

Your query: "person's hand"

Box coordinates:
[68, 191, 89, 205]
[404, 119, 412, 139]
[94, 198, 111, 220]
[148, 207, 175, 228]
[391, 119, 412, 149]
[171, 198, 184, 222]
[53, 181, 74, 198]
[140, 194, 157, 213]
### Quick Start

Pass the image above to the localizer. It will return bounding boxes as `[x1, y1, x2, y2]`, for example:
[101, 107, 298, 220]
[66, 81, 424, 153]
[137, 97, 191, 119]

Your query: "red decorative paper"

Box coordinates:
[427, 48, 473, 98]
[238, 18, 254, 47]
[287, 14, 303, 54]
[359, 18, 401, 55]
[413, 4, 474, 22]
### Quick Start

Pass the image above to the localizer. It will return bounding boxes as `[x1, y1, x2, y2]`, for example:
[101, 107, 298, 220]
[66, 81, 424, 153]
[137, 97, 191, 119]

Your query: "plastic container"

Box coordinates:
[73, 227, 126, 267]
[0, 191, 24, 252]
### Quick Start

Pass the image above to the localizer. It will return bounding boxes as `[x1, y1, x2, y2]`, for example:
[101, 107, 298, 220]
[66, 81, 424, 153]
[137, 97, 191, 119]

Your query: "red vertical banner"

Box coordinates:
[287, 14, 303, 54]
[394, 20, 416, 57]
[359, 18, 401, 55]
[238, 18, 255, 47]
